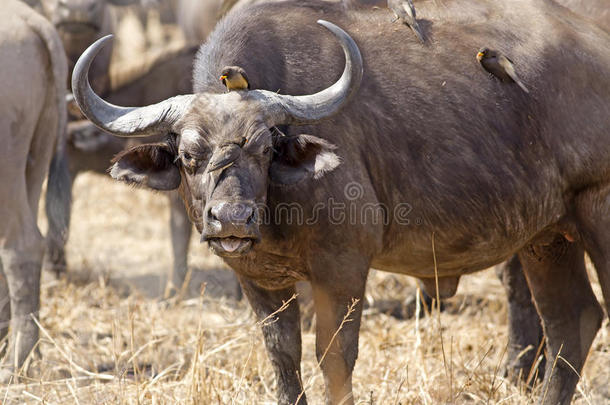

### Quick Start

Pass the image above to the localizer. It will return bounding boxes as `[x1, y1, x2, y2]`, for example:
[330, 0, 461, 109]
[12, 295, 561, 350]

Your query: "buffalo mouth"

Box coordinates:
[208, 237, 254, 257]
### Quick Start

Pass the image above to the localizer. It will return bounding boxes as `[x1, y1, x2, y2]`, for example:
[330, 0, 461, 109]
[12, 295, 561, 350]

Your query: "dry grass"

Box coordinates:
[0, 172, 606, 404]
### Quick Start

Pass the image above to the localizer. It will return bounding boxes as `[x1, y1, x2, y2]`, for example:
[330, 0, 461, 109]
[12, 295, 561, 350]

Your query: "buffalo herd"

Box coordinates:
[1, 0, 608, 404]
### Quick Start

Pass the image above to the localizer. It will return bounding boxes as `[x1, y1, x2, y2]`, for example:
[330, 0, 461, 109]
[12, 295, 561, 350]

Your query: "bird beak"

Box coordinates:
[476, 52, 484, 59]
[220, 75, 227, 81]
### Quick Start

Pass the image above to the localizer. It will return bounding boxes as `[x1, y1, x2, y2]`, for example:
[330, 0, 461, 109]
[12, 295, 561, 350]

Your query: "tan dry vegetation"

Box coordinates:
[0, 172, 606, 404]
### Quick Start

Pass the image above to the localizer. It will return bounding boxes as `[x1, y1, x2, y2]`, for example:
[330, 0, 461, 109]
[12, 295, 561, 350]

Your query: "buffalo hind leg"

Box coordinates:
[311, 254, 369, 405]
[518, 236, 603, 405]
[0, 178, 45, 382]
[497, 255, 545, 384]
[576, 185, 610, 317]
[43, 149, 73, 276]
[238, 276, 305, 405]
[0, 260, 9, 345]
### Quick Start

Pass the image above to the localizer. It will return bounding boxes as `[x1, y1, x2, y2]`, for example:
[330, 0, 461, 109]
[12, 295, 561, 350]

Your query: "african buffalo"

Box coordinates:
[72, 0, 609, 404]
[34, 0, 144, 93]
[39, 0, 250, 294]
[36, 0, 197, 291]
[33, 0, 152, 277]
[0, 0, 67, 382]
[66, 44, 198, 289]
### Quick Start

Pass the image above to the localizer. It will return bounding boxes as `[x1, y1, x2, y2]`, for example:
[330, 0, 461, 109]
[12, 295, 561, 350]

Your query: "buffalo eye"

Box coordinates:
[180, 151, 201, 174]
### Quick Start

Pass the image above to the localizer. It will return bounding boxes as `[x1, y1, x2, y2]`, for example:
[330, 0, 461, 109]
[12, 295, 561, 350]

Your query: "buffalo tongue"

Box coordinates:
[220, 238, 242, 252]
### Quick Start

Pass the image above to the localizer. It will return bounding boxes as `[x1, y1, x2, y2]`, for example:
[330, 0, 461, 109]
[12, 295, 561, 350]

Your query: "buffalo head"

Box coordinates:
[71, 20, 363, 257]
[39, 0, 137, 33]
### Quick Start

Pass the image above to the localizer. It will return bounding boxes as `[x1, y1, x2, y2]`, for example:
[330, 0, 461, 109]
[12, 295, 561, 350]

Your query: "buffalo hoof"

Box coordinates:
[504, 347, 546, 388]
[42, 247, 67, 277]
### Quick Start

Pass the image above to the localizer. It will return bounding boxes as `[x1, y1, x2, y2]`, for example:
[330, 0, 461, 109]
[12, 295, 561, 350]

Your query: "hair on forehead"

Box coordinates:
[178, 127, 210, 150]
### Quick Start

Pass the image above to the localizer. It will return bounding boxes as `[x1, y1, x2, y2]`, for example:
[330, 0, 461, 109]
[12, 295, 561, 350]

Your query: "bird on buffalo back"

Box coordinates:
[388, 0, 425, 43]
[476, 48, 529, 93]
[220, 65, 250, 91]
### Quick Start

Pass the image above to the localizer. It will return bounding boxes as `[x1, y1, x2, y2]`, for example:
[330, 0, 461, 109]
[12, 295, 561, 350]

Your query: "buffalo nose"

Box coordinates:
[208, 202, 256, 225]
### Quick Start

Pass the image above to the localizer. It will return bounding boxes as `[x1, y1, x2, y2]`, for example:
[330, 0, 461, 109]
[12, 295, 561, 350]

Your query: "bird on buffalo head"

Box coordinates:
[477, 48, 529, 93]
[220, 66, 250, 91]
[388, 0, 425, 43]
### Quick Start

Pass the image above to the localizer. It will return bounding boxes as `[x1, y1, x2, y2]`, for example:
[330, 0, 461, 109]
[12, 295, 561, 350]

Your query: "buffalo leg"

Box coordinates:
[238, 276, 304, 405]
[518, 236, 603, 405]
[497, 255, 545, 383]
[168, 191, 191, 292]
[0, 88, 57, 381]
[0, 185, 45, 382]
[43, 149, 73, 276]
[413, 283, 443, 315]
[0, 260, 9, 344]
[576, 185, 610, 317]
[311, 255, 369, 405]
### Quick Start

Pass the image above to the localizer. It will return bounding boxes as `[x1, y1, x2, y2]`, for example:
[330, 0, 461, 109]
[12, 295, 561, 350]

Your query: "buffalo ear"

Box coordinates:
[269, 134, 341, 186]
[109, 143, 181, 190]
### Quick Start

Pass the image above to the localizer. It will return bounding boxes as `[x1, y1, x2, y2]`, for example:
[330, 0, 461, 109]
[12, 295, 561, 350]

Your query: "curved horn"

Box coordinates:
[260, 20, 363, 126]
[72, 35, 194, 137]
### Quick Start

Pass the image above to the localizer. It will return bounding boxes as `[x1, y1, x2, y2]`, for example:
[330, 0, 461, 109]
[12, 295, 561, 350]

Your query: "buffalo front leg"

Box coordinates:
[168, 191, 192, 293]
[518, 236, 603, 405]
[238, 276, 305, 405]
[497, 255, 545, 383]
[311, 255, 369, 405]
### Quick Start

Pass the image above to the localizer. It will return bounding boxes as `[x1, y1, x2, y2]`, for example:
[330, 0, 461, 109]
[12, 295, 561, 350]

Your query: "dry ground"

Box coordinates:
[1, 172, 607, 404]
[2, 8, 608, 405]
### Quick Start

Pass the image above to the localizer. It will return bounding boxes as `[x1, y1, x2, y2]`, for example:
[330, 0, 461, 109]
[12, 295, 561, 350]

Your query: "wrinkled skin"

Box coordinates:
[74, 1, 609, 404]
[0, 0, 67, 383]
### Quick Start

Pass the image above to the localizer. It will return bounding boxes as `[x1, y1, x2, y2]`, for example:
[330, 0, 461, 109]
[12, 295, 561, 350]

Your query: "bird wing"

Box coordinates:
[410, 20, 424, 42]
[241, 70, 251, 89]
[498, 56, 517, 77]
[389, 0, 424, 42]
[402, 0, 416, 19]
[499, 56, 529, 93]
[388, 0, 407, 20]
